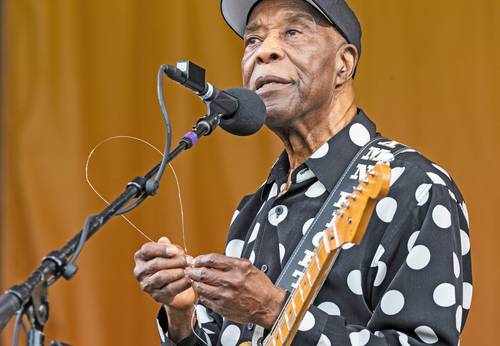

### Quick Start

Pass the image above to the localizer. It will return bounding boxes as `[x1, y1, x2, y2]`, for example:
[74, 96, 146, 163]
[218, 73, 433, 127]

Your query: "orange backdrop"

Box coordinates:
[1, 0, 499, 345]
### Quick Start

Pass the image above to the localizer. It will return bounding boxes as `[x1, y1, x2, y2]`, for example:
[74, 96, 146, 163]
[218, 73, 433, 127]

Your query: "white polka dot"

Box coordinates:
[380, 290, 405, 315]
[195, 304, 214, 324]
[406, 245, 431, 270]
[249, 251, 255, 264]
[349, 329, 370, 346]
[347, 270, 363, 295]
[463, 282, 473, 309]
[225, 239, 244, 258]
[312, 232, 324, 247]
[279, 243, 286, 263]
[371, 245, 385, 267]
[374, 331, 383, 337]
[427, 172, 446, 186]
[460, 230, 470, 256]
[432, 163, 451, 179]
[220, 324, 241, 346]
[374, 262, 387, 287]
[298, 311, 315, 331]
[453, 252, 460, 278]
[230, 210, 240, 225]
[268, 205, 288, 226]
[305, 181, 326, 198]
[397, 332, 411, 346]
[342, 242, 355, 250]
[376, 197, 398, 223]
[456, 306, 463, 332]
[460, 202, 470, 227]
[317, 301, 340, 316]
[432, 205, 451, 229]
[349, 123, 371, 146]
[296, 168, 315, 183]
[311, 142, 329, 159]
[248, 223, 260, 243]
[316, 333, 331, 346]
[433, 283, 456, 307]
[407, 230, 420, 251]
[302, 218, 314, 235]
[390, 167, 405, 186]
[415, 325, 438, 344]
[268, 183, 278, 200]
[415, 184, 432, 206]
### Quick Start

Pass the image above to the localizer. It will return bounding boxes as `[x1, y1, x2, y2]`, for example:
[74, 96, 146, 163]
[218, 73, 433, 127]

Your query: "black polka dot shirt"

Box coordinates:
[157, 110, 472, 346]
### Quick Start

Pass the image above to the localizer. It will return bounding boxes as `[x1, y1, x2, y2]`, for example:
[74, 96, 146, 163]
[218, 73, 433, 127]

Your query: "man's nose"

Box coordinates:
[255, 35, 285, 64]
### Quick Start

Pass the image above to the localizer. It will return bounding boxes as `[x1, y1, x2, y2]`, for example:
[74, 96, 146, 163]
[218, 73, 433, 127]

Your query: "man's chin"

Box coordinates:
[263, 103, 297, 128]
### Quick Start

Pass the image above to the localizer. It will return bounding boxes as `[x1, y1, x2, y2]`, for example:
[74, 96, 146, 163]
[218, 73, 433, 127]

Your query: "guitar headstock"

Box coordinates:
[324, 163, 391, 251]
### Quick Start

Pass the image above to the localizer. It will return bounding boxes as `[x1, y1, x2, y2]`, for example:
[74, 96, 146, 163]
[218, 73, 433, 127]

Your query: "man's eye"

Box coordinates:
[286, 29, 301, 37]
[245, 37, 261, 46]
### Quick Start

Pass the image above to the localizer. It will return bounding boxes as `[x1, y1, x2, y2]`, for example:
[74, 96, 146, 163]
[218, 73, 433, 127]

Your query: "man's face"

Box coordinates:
[242, 0, 342, 128]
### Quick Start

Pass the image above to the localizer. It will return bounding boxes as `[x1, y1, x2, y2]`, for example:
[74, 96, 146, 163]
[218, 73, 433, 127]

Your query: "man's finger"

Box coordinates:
[145, 268, 185, 290]
[192, 253, 237, 270]
[191, 281, 221, 301]
[185, 267, 227, 286]
[144, 256, 188, 274]
[150, 277, 191, 303]
[158, 237, 171, 244]
[135, 243, 181, 261]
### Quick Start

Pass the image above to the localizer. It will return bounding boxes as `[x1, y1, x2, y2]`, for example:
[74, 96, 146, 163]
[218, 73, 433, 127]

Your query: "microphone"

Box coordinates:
[163, 61, 266, 136]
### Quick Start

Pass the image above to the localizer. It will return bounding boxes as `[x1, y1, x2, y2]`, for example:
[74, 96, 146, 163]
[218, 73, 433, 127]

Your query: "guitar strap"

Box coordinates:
[249, 136, 408, 345]
[274, 136, 407, 292]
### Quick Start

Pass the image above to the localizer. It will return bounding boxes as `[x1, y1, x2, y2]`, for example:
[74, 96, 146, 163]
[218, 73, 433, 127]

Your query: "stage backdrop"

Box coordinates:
[1, 0, 498, 345]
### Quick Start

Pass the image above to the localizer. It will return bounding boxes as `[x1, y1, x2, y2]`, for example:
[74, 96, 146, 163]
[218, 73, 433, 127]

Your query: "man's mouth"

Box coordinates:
[255, 75, 294, 92]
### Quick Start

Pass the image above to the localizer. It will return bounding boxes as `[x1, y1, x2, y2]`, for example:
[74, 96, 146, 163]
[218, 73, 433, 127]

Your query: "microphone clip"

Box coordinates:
[164, 61, 238, 117]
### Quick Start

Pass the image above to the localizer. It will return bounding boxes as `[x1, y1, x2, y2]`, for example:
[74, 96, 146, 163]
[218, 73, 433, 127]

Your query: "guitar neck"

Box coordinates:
[264, 230, 339, 346]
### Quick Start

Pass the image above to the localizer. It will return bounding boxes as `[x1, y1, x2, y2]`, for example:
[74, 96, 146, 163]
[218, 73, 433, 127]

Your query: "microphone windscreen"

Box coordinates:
[220, 88, 267, 136]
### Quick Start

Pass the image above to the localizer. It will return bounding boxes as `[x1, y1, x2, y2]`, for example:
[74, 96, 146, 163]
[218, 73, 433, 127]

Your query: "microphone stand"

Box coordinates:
[0, 112, 222, 346]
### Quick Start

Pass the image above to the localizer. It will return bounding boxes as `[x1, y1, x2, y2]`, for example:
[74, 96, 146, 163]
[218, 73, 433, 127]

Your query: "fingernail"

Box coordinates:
[165, 246, 178, 256]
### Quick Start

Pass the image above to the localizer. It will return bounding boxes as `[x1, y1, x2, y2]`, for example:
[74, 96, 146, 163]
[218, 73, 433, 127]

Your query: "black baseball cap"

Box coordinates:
[220, 0, 362, 56]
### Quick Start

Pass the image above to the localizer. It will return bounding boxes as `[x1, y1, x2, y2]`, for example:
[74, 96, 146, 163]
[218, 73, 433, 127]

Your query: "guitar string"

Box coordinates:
[85, 135, 209, 345]
[84, 135, 186, 252]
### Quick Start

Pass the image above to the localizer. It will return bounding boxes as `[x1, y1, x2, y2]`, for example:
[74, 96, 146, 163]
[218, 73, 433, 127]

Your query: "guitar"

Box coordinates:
[241, 162, 391, 346]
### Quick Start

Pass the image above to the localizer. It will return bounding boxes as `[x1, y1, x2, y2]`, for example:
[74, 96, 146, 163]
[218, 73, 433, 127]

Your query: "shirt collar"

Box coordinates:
[261, 109, 378, 200]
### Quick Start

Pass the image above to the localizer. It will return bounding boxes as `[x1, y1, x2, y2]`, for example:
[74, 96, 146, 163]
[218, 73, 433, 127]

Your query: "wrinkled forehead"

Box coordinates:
[245, 0, 330, 34]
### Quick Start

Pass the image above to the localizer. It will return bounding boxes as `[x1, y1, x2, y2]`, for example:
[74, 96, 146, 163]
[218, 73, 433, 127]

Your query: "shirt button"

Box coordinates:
[260, 264, 268, 273]
[247, 323, 254, 330]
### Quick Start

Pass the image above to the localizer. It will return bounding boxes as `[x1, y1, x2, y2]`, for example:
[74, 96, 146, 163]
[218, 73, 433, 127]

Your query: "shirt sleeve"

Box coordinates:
[289, 183, 472, 346]
[156, 303, 223, 346]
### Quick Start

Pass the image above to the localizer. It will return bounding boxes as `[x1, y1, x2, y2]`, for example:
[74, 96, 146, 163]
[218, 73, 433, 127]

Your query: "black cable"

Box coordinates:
[11, 306, 25, 346]
[114, 195, 147, 216]
[67, 215, 93, 266]
[149, 65, 173, 188]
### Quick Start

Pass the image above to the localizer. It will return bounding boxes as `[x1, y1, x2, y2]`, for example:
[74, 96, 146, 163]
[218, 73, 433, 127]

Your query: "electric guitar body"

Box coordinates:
[240, 163, 391, 346]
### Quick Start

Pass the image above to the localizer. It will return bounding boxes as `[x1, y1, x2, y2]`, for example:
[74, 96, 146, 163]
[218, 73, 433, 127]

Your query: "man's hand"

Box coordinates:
[133, 237, 196, 342]
[185, 254, 286, 329]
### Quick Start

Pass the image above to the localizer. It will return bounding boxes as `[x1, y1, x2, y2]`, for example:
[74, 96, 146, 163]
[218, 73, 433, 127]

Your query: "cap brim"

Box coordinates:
[221, 0, 332, 38]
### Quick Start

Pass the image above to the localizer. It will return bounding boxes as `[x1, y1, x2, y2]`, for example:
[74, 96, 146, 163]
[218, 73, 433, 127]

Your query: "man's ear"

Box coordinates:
[335, 43, 358, 87]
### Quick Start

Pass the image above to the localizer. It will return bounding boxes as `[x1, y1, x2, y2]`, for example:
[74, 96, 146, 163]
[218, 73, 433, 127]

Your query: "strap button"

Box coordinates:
[260, 264, 268, 273]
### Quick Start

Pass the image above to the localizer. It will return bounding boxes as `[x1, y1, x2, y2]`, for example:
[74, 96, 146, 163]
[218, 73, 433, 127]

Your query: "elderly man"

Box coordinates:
[133, 0, 472, 345]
